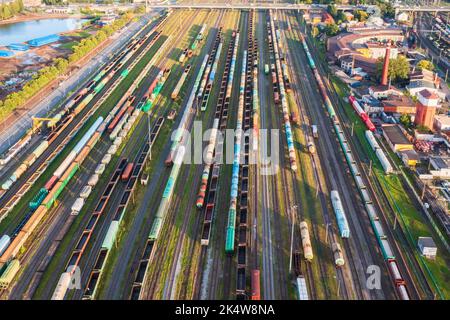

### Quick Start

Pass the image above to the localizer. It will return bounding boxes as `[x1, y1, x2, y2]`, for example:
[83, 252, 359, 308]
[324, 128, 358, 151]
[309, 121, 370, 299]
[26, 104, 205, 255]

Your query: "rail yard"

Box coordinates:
[0, 5, 448, 303]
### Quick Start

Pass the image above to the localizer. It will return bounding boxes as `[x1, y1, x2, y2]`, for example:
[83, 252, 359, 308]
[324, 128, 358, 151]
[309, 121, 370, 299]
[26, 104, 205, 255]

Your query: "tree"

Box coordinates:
[417, 60, 434, 71]
[312, 26, 319, 37]
[378, 1, 395, 19]
[336, 11, 347, 23]
[325, 24, 340, 36]
[400, 114, 412, 128]
[354, 10, 369, 22]
[327, 4, 337, 19]
[376, 55, 410, 83]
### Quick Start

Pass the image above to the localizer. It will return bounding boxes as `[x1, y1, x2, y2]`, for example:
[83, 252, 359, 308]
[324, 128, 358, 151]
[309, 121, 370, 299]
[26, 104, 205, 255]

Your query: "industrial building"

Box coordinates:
[0, 50, 15, 58]
[327, 29, 404, 75]
[399, 149, 420, 167]
[427, 156, 450, 179]
[381, 95, 416, 115]
[417, 237, 437, 259]
[28, 34, 61, 47]
[433, 115, 450, 132]
[7, 43, 29, 51]
[382, 124, 414, 152]
[414, 89, 441, 130]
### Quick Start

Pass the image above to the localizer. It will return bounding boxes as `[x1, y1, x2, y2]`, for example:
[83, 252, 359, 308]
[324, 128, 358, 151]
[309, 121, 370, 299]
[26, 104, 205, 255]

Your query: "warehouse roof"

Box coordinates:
[381, 95, 415, 108]
[430, 156, 450, 170]
[419, 89, 439, 100]
[434, 114, 450, 126]
[382, 124, 411, 145]
[0, 50, 14, 57]
[418, 237, 436, 248]
[399, 149, 420, 161]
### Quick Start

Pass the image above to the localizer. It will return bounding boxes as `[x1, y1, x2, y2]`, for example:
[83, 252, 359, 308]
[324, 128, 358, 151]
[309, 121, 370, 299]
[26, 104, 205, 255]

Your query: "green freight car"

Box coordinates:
[29, 188, 49, 210]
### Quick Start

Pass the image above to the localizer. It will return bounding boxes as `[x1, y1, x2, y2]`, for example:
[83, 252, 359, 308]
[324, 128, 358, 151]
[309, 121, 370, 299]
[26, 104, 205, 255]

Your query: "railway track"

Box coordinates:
[76, 10, 208, 301]
[294, 12, 418, 300]
[0, 18, 163, 231]
[6, 9, 198, 300]
[126, 10, 228, 300]
[189, 11, 241, 300]
[1, 16, 171, 300]
[280, 10, 391, 300]
[99, 10, 214, 300]
[162, 13, 227, 300]
[146, 11, 221, 300]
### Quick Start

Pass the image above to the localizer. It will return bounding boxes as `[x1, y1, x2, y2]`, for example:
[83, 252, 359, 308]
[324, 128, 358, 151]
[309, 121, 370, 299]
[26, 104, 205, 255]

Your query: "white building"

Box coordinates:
[396, 12, 409, 23]
[418, 237, 437, 259]
[429, 156, 450, 179]
[433, 115, 450, 132]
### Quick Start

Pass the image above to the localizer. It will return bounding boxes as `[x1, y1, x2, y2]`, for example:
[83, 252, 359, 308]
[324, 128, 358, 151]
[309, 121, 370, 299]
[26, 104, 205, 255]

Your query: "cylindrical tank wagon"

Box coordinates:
[300, 221, 313, 261]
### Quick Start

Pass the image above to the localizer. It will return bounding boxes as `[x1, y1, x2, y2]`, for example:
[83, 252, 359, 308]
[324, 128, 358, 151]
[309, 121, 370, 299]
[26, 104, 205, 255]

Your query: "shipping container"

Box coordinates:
[250, 270, 261, 300]
[121, 163, 134, 182]
[51, 273, 71, 300]
[71, 198, 85, 215]
[0, 235, 11, 256]
[22, 205, 47, 233]
[95, 163, 106, 175]
[300, 221, 313, 261]
[0, 259, 20, 289]
[88, 174, 99, 187]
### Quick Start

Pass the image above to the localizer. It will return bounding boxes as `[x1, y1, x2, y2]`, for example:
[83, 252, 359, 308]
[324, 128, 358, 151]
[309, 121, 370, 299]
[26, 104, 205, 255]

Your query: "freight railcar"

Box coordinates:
[330, 190, 350, 238]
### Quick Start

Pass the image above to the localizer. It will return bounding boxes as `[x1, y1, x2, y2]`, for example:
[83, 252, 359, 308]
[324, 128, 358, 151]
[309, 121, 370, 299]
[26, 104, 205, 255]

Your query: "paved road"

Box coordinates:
[0, 12, 160, 155]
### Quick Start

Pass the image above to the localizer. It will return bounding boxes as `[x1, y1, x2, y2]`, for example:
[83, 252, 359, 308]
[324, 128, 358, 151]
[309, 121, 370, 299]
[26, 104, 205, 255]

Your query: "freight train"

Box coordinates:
[225, 50, 247, 254]
[151, 42, 212, 238]
[198, 32, 239, 249]
[365, 130, 393, 174]
[300, 221, 313, 261]
[0, 15, 169, 285]
[0, 117, 105, 287]
[348, 96, 375, 132]
[300, 33, 410, 300]
[165, 54, 209, 166]
[171, 65, 191, 100]
[142, 68, 171, 112]
[269, 12, 297, 171]
[0, 17, 167, 196]
[200, 42, 223, 112]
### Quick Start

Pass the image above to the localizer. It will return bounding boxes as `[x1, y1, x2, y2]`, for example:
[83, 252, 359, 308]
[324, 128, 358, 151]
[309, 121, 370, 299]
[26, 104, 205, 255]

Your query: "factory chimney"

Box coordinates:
[381, 43, 391, 86]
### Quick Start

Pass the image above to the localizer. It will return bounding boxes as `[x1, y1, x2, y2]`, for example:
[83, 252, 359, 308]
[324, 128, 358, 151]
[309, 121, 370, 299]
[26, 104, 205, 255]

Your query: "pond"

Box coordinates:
[0, 18, 89, 46]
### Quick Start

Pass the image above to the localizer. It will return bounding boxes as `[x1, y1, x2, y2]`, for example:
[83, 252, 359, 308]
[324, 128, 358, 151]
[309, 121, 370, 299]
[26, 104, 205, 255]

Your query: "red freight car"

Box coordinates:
[121, 163, 134, 182]
[251, 270, 261, 300]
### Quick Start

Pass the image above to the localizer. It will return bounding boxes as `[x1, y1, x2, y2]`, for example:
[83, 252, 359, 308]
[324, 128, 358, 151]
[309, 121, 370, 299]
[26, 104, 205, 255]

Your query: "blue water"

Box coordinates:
[0, 18, 88, 46]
